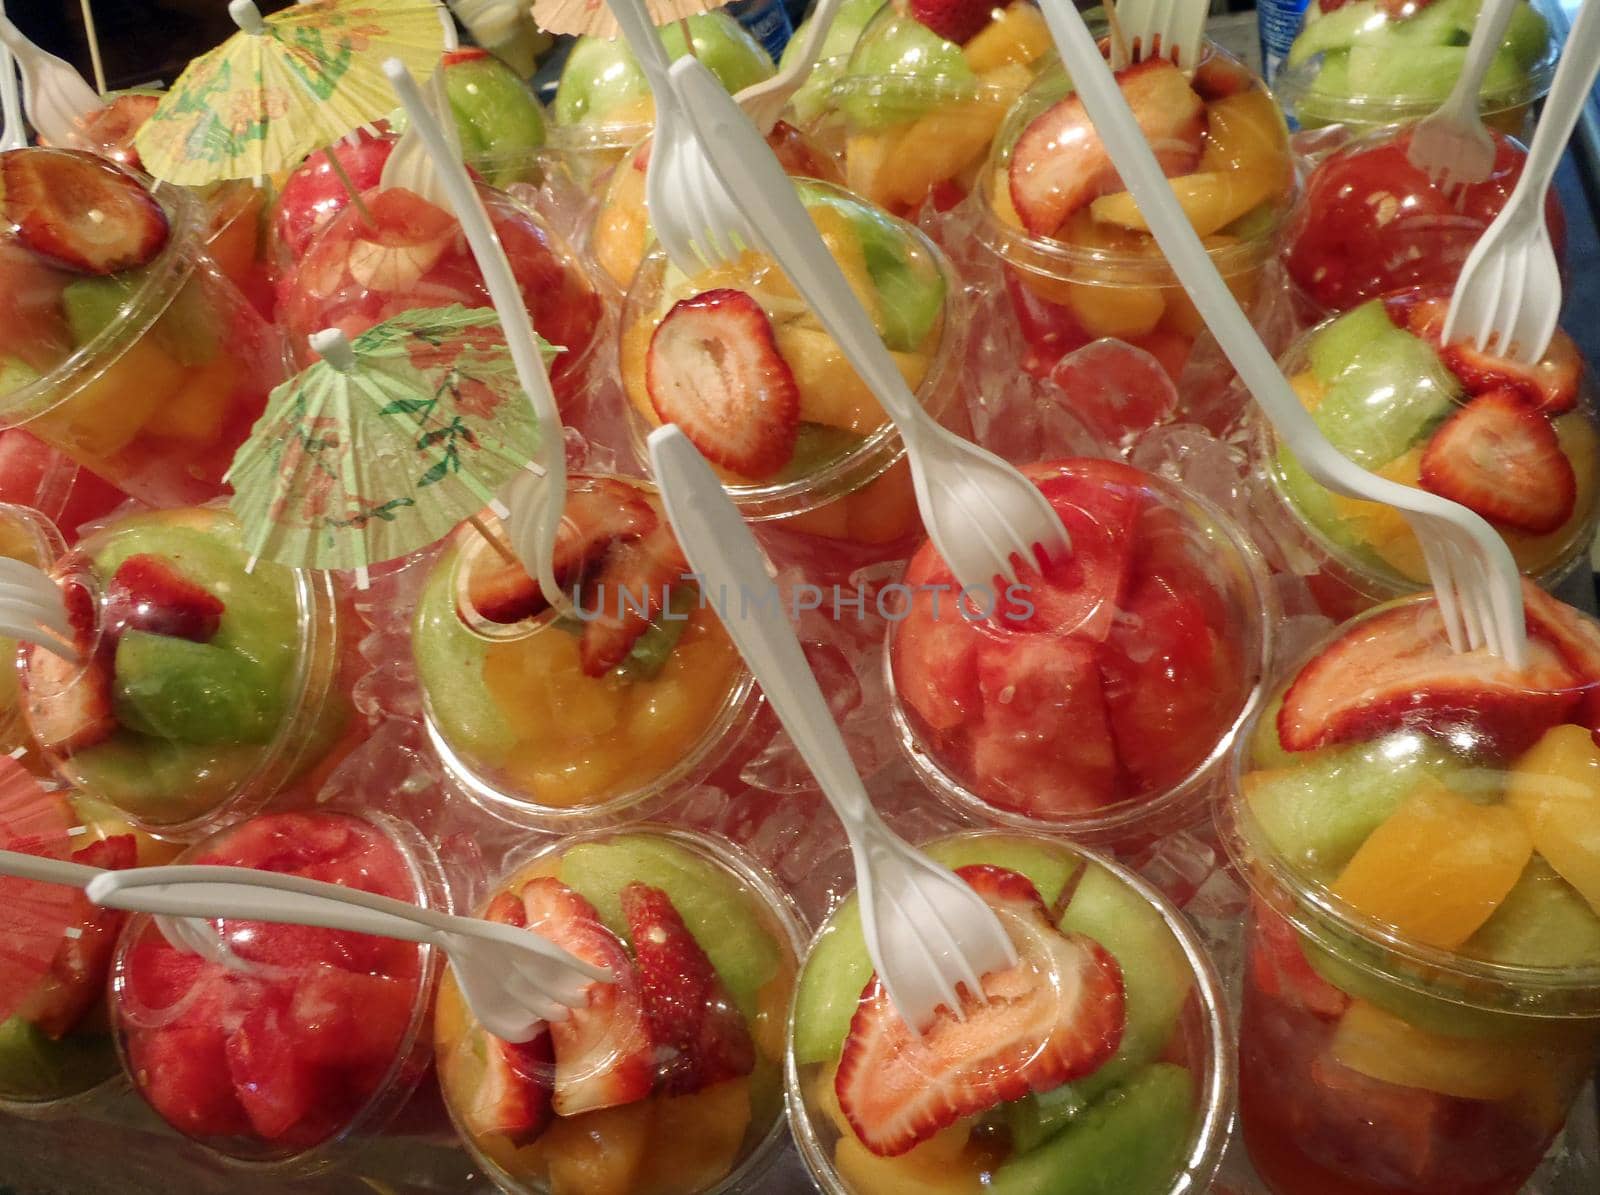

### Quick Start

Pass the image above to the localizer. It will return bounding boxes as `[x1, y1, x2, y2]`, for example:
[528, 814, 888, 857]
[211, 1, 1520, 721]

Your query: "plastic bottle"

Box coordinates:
[727, 0, 795, 62]
[1258, 0, 1312, 83]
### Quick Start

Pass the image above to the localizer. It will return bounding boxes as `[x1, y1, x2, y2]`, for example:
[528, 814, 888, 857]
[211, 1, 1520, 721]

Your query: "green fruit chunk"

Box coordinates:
[1306, 299, 1397, 384]
[924, 837, 1082, 909]
[1288, 0, 1383, 66]
[413, 551, 515, 757]
[113, 631, 276, 745]
[559, 835, 781, 1020]
[1502, 3, 1549, 67]
[990, 1064, 1196, 1195]
[784, 0, 884, 125]
[1275, 448, 1355, 547]
[1465, 857, 1600, 967]
[1382, 0, 1478, 45]
[62, 276, 140, 348]
[0, 354, 41, 398]
[777, 423, 866, 483]
[1347, 44, 1465, 106]
[852, 206, 945, 352]
[1244, 734, 1459, 877]
[839, 17, 974, 129]
[69, 735, 259, 822]
[151, 276, 220, 366]
[446, 54, 547, 172]
[614, 585, 696, 682]
[0, 1017, 114, 1101]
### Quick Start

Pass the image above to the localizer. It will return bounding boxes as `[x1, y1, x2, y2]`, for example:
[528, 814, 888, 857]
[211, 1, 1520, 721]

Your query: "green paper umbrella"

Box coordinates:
[227, 304, 545, 574]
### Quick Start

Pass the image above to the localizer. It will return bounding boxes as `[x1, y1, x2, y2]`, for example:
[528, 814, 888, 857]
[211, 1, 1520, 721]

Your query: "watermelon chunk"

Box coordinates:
[286, 967, 415, 1067]
[131, 1025, 249, 1138]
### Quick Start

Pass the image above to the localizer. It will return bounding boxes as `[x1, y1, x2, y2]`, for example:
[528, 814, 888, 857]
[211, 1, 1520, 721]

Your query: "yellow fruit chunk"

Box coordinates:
[1198, 89, 1292, 186]
[540, 1102, 652, 1195]
[776, 324, 926, 434]
[635, 1080, 751, 1195]
[1091, 169, 1280, 238]
[1333, 782, 1533, 948]
[765, 207, 879, 330]
[874, 98, 1006, 209]
[1329, 449, 1428, 581]
[44, 336, 180, 460]
[962, 3, 1052, 73]
[844, 457, 922, 544]
[1064, 278, 1166, 339]
[1331, 999, 1545, 1101]
[834, 1122, 983, 1195]
[1506, 724, 1600, 915]
[594, 162, 649, 289]
[1291, 370, 1328, 413]
[844, 129, 902, 208]
[155, 358, 235, 446]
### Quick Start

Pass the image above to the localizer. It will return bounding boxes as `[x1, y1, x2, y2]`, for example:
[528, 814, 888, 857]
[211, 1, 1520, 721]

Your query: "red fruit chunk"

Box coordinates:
[103, 553, 225, 644]
[621, 882, 755, 1096]
[519, 877, 654, 1116]
[1003, 267, 1095, 377]
[1305, 1051, 1451, 1187]
[199, 810, 357, 872]
[577, 522, 691, 678]
[910, 0, 993, 44]
[1009, 58, 1204, 238]
[646, 288, 801, 479]
[72, 832, 136, 871]
[969, 636, 1121, 816]
[71, 94, 160, 169]
[22, 577, 116, 756]
[1100, 570, 1241, 792]
[286, 967, 415, 1068]
[273, 128, 395, 261]
[226, 998, 326, 1144]
[1250, 904, 1349, 1020]
[484, 889, 527, 928]
[119, 941, 208, 1019]
[1, 149, 169, 275]
[131, 1026, 250, 1139]
[492, 209, 603, 387]
[1419, 390, 1575, 534]
[836, 865, 1125, 1157]
[443, 47, 493, 66]
[892, 555, 982, 733]
[1521, 583, 1600, 734]
[1277, 601, 1581, 756]
[470, 1029, 555, 1146]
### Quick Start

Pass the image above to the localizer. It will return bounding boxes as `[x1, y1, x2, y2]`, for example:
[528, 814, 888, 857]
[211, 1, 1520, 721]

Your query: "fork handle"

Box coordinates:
[667, 58, 933, 455]
[1512, 0, 1600, 219]
[649, 427, 884, 838]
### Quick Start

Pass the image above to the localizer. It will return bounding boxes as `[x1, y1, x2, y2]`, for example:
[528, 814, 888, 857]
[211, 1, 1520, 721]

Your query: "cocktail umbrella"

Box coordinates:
[531, 0, 730, 41]
[133, 0, 448, 186]
[0, 756, 79, 1023]
[226, 304, 547, 578]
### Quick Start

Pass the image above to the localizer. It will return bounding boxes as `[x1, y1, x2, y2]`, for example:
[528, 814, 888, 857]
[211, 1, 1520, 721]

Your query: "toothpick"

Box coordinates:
[78, 0, 106, 95]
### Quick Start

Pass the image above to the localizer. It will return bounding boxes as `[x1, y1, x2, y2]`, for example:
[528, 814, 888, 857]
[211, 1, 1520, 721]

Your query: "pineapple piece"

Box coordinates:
[1506, 724, 1600, 914]
[962, 3, 1053, 73]
[776, 324, 925, 434]
[1198, 89, 1292, 187]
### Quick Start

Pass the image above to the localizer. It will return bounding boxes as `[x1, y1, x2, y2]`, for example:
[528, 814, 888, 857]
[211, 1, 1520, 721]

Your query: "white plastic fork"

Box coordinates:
[1405, 0, 1520, 193]
[648, 425, 1017, 1032]
[88, 864, 608, 1043]
[1107, 0, 1208, 69]
[0, 558, 75, 662]
[1035, 0, 1527, 663]
[380, 57, 463, 208]
[1442, 0, 1600, 365]
[661, 56, 1072, 596]
[1, 24, 22, 151]
[733, 0, 845, 132]
[0, 13, 103, 149]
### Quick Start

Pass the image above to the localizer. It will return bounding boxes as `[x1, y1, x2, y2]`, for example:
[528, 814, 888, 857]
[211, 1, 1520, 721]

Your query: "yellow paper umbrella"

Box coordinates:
[531, 0, 732, 40]
[134, 0, 448, 185]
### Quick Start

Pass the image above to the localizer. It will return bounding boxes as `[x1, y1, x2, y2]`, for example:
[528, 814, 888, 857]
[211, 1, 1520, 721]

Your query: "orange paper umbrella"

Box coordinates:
[531, 0, 732, 39]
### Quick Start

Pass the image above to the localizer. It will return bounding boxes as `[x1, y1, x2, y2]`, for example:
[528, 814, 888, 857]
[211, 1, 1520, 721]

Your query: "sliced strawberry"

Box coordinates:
[1011, 460, 1146, 640]
[1009, 58, 1204, 238]
[968, 636, 1121, 816]
[646, 288, 800, 480]
[910, 0, 994, 44]
[1419, 390, 1575, 534]
[1, 149, 169, 275]
[622, 882, 754, 1096]
[1522, 583, 1600, 735]
[518, 876, 654, 1116]
[103, 553, 225, 644]
[22, 577, 116, 755]
[836, 865, 1125, 1157]
[72, 94, 160, 169]
[577, 522, 690, 678]
[466, 1028, 555, 1146]
[1277, 600, 1582, 757]
[464, 480, 658, 625]
[484, 888, 528, 928]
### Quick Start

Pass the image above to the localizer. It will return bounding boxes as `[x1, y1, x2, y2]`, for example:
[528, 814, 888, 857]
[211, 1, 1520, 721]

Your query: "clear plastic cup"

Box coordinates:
[0, 790, 178, 1117]
[1252, 291, 1600, 621]
[278, 179, 605, 415]
[19, 506, 360, 840]
[1275, 0, 1559, 134]
[1219, 588, 1600, 1195]
[619, 180, 966, 551]
[435, 825, 804, 1195]
[0, 428, 131, 543]
[1283, 123, 1566, 317]
[109, 810, 445, 1170]
[886, 459, 1272, 853]
[823, 0, 1056, 216]
[974, 42, 1293, 382]
[788, 829, 1232, 1195]
[0, 149, 287, 507]
[0, 502, 66, 765]
[413, 478, 759, 830]
[439, 47, 551, 190]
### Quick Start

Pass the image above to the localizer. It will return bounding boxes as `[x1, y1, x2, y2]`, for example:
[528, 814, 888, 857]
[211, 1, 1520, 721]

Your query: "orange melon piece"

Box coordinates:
[877, 99, 1006, 209]
[1198, 88, 1291, 186]
[844, 457, 922, 544]
[155, 357, 235, 445]
[1328, 448, 1428, 581]
[1331, 999, 1542, 1101]
[1090, 169, 1281, 238]
[635, 1080, 751, 1195]
[594, 162, 649, 289]
[540, 1101, 652, 1195]
[1506, 724, 1600, 915]
[962, 3, 1053, 73]
[1290, 370, 1328, 413]
[1332, 781, 1533, 948]
[833, 1119, 983, 1195]
[776, 324, 925, 434]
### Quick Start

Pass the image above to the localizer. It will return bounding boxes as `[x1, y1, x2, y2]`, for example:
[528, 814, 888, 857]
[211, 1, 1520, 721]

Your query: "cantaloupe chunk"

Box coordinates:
[1198, 88, 1291, 185]
[1507, 724, 1600, 915]
[962, 3, 1052, 73]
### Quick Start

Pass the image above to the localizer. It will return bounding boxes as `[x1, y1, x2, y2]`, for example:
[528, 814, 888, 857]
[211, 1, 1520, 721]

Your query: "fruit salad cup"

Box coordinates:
[0, 791, 175, 1114]
[824, 0, 1055, 217]
[1220, 586, 1600, 1195]
[620, 181, 963, 551]
[1278, 0, 1557, 134]
[270, 126, 397, 272]
[110, 810, 444, 1169]
[439, 47, 550, 189]
[1254, 291, 1599, 621]
[414, 478, 758, 830]
[590, 120, 842, 295]
[279, 181, 604, 414]
[19, 507, 361, 839]
[976, 45, 1293, 382]
[436, 827, 803, 1195]
[1284, 124, 1565, 316]
[789, 831, 1231, 1195]
[549, 13, 775, 184]
[782, 0, 885, 130]
[0, 503, 65, 765]
[0, 149, 286, 508]
[888, 459, 1271, 852]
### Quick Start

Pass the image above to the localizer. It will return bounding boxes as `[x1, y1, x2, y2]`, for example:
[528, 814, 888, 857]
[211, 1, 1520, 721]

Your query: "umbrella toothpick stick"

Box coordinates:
[468, 513, 519, 565]
[77, 0, 105, 95]
[678, 18, 699, 59]
[325, 145, 375, 228]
